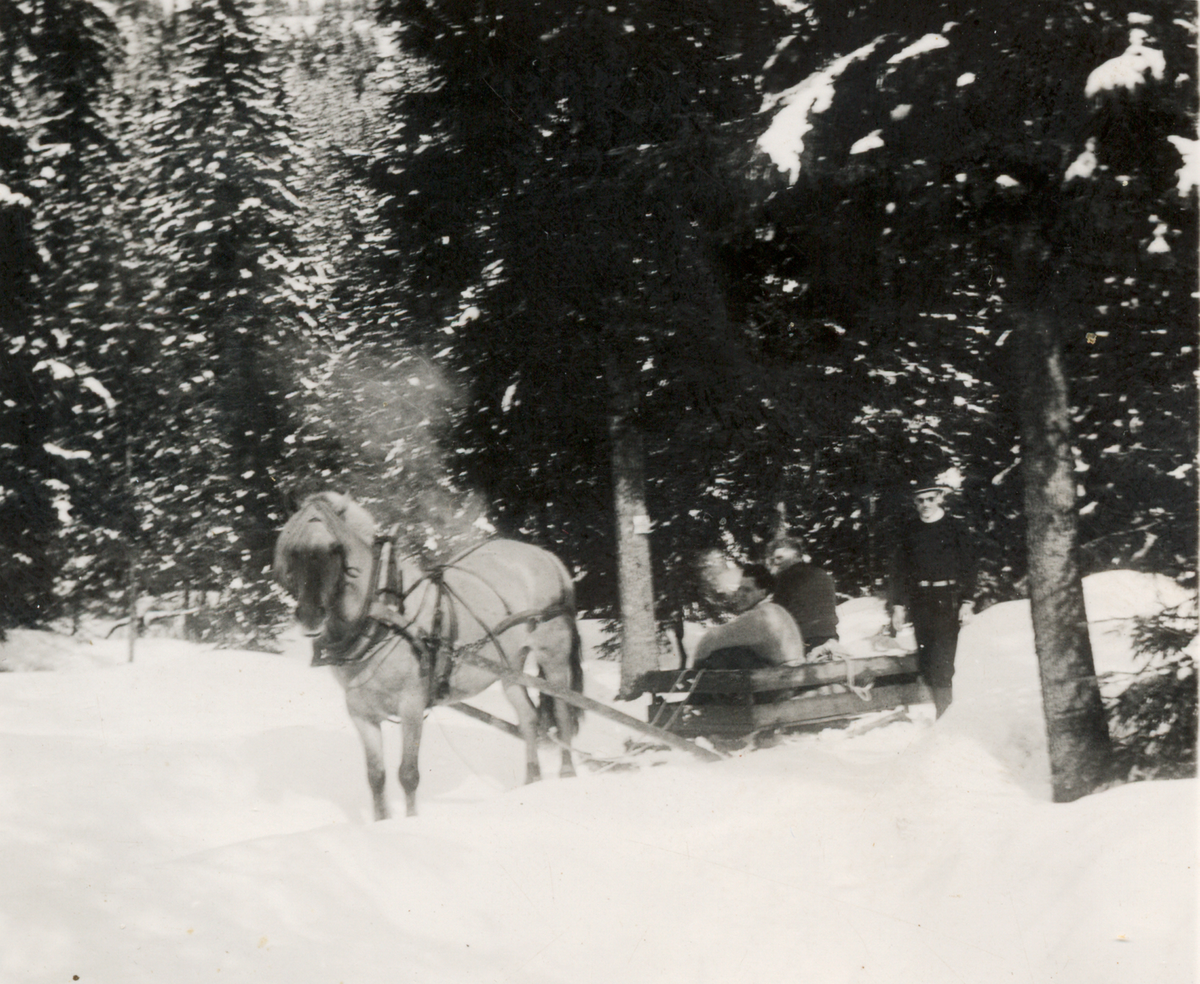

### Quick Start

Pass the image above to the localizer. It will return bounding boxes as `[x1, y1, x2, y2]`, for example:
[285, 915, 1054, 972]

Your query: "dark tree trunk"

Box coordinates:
[1017, 303, 1113, 801]
[607, 361, 663, 698]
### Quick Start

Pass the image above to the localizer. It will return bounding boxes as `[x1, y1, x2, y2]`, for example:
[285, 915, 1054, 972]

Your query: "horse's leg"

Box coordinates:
[552, 697, 577, 779]
[396, 690, 425, 817]
[501, 662, 542, 784]
[535, 631, 579, 779]
[351, 713, 390, 821]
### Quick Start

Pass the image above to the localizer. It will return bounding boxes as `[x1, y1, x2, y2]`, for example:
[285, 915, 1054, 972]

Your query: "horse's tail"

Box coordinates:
[537, 619, 584, 742]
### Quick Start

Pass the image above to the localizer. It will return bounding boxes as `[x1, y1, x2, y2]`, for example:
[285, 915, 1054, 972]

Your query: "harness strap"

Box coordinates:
[368, 602, 414, 631]
[428, 576, 509, 703]
[313, 619, 393, 666]
[428, 576, 456, 703]
[490, 603, 576, 636]
[310, 519, 405, 666]
[316, 532, 575, 712]
[428, 580, 575, 706]
[376, 524, 404, 604]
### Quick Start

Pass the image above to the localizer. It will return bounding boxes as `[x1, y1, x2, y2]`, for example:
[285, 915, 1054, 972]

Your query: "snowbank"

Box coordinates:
[0, 571, 1193, 984]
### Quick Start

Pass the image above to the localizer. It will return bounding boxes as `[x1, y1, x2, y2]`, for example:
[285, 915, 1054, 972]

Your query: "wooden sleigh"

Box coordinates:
[638, 652, 932, 739]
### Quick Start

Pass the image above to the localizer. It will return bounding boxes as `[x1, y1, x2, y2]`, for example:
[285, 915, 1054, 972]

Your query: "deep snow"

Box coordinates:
[0, 571, 1194, 984]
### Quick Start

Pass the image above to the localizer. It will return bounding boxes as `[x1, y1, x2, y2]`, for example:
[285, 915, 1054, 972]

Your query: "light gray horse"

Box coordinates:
[274, 491, 582, 818]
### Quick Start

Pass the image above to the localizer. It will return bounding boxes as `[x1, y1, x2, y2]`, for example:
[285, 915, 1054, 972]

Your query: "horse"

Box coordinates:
[273, 491, 583, 819]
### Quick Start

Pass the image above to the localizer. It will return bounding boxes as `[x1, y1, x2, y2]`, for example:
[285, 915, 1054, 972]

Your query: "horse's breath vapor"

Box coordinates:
[304, 356, 493, 554]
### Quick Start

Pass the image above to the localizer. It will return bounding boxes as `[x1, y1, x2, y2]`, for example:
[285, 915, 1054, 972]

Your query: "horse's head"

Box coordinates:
[274, 492, 377, 641]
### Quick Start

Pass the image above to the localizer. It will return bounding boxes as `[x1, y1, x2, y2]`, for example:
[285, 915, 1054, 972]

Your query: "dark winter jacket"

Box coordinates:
[772, 562, 839, 649]
[888, 514, 977, 609]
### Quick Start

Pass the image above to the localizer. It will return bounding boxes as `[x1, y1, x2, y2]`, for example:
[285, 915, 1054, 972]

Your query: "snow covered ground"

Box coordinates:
[0, 570, 1194, 984]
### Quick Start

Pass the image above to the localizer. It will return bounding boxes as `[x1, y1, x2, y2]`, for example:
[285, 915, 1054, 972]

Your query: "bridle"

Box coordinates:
[300, 496, 411, 666]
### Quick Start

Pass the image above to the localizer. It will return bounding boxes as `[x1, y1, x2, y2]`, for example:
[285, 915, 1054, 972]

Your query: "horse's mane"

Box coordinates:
[274, 492, 377, 586]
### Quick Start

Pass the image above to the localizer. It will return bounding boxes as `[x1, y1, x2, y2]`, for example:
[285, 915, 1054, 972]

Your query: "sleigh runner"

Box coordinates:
[638, 652, 932, 738]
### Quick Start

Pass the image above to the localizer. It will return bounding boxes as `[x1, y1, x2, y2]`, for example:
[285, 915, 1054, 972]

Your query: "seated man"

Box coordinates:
[692, 565, 806, 669]
[766, 536, 839, 656]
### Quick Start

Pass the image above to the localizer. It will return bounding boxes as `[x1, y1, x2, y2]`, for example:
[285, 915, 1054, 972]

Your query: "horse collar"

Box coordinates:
[310, 519, 407, 667]
[312, 619, 392, 667]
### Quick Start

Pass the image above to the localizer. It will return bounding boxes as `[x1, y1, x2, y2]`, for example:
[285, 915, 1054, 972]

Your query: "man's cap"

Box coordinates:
[911, 477, 951, 495]
[767, 536, 803, 555]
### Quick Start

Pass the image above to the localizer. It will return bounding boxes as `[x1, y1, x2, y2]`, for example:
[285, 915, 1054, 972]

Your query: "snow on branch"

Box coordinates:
[1166, 135, 1199, 196]
[757, 38, 884, 183]
[43, 443, 92, 461]
[1084, 29, 1165, 98]
[0, 182, 33, 208]
[886, 34, 950, 65]
[1064, 139, 1098, 182]
[849, 130, 884, 155]
[34, 359, 75, 380]
[81, 376, 117, 410]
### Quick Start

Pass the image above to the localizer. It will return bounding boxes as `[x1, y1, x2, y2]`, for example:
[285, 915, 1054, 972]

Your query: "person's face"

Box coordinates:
[732, 576, 767, 612]
[914, 490, 945, 522]
[767, 546, 799, 574]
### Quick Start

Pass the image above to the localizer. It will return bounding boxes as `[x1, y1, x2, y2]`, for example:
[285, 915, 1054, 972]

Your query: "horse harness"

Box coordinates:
[311, 517, 571, 705]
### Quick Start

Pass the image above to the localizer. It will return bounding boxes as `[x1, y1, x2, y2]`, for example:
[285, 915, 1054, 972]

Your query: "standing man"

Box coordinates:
[888, 479, 977, 718]
[766, 537, 839, 655]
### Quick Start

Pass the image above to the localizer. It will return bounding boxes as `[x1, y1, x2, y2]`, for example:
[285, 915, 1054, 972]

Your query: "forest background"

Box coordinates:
[1, 0, 1195, 665]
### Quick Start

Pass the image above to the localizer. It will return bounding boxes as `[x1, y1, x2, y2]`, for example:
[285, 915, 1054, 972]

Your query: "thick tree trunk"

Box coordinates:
[1018, 304, 1112, 801]
[607, 363, 664, 698]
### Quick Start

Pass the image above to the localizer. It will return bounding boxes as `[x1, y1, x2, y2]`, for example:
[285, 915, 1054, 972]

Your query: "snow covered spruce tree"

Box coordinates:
[266, 0, 453, 524]
[366, 0, 807, 694]
[747, 1, 1196, 799]
[126, 0, 311, 644]
[0, 0, 122, 631]
[0, 68, 54, 631]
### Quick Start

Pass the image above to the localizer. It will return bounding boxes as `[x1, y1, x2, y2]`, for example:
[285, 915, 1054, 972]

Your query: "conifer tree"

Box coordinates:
[367, 0, 802, 690]
[126, 0, 310, 643]
[0, 0, 120, 630]
[745, 0, 1196, 798]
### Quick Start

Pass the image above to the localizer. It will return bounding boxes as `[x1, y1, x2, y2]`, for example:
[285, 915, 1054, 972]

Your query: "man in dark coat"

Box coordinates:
[888, 480, 977, 718]
[766, 537, 839, 655]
